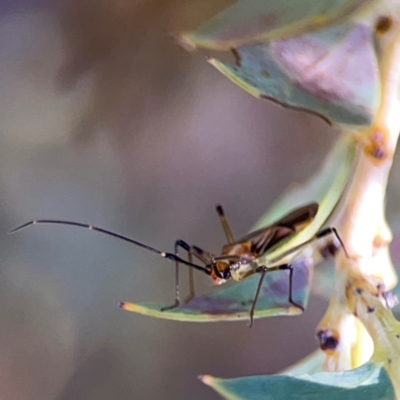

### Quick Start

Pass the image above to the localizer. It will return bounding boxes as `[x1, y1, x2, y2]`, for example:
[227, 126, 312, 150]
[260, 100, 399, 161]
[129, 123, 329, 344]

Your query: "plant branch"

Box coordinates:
[317, 4, 400, 372]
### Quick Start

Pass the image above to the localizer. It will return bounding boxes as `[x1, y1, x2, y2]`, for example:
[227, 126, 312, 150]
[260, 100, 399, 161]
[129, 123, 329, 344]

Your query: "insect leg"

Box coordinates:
[248, 266, 267, 327]
[192, 245, 214, 264]
[185, 249, 196, 303]
[161, 240, 211, 311]
[249, 263, 305, 327]
[315, 227, 349, 258]
[268, 227, 348, 265]
[278, 264, 305, 311]
[161, 240, 193, 311]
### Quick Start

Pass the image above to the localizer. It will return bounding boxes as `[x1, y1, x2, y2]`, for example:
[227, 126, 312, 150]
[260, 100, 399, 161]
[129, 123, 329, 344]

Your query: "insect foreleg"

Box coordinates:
[191, 245, 214, 264]
[161, 240, 210, 311]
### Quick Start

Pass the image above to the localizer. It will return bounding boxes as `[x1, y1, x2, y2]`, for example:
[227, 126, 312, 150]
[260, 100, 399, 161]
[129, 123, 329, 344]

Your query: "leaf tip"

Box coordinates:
[174, 32, 197, 52]
[118, 301, 136, 312]
[199, 374, 214, 386]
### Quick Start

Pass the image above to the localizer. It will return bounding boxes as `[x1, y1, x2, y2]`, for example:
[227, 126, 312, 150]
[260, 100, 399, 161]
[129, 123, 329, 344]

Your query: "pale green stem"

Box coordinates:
[318, 3, 400, 372]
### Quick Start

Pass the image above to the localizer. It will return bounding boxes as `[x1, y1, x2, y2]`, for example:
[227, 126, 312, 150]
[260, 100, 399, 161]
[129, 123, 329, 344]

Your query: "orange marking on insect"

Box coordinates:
[210, 268, 224, 285]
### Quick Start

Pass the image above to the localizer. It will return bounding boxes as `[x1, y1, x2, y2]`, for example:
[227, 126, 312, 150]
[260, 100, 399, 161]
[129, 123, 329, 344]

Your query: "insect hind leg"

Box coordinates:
[249, 264, 305, 328]
[247, 226, 347, 325]
[278, 263, 305, 311]
[316, 227, 349, 259]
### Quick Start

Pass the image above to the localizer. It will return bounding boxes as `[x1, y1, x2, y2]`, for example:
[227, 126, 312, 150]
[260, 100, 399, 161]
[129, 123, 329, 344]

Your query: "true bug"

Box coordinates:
[9, 202, 347, 326]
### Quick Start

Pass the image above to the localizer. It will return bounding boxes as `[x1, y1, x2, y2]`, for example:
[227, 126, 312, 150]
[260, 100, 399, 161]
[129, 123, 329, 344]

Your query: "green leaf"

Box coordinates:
[208, 23, 380, 126]
[121, 255, 311, 321]
[121, 132, 356, 321]
[201, 362, 395, 400]
[179, 0, 375, 50]
[280, 350, 325, 375]
[254, 130, 356, 261]
[310, 261, 335, 299]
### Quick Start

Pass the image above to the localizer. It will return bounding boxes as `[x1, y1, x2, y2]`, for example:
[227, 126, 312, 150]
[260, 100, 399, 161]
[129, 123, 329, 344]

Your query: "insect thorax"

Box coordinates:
[229, 256, 258, 281]
[212, 242, 258, 283]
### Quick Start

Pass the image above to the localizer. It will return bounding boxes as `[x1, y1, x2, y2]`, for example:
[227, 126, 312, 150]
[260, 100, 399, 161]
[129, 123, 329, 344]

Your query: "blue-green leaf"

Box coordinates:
[280, 350, 325, 375]
[208, 23, 379, 126]
[121, 255, 311, 322]
[201, 362, 395, 400]
[179, 0, 375, 50]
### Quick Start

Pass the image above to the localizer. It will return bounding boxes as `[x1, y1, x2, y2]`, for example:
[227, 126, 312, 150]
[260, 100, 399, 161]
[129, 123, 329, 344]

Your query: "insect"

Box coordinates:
[9, 202, 347, 326]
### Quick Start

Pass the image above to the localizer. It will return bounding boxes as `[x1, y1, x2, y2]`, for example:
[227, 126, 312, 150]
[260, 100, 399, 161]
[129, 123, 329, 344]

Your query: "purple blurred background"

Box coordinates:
[1, 1, 400, 399]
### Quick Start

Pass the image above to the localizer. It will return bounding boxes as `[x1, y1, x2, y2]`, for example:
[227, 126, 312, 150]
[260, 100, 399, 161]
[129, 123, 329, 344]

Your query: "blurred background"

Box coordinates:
[1, 1, 400, 399]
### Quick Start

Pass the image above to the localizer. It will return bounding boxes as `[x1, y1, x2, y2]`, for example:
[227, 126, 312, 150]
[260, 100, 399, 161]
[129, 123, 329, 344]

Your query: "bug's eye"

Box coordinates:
[221, 269, 231, 279]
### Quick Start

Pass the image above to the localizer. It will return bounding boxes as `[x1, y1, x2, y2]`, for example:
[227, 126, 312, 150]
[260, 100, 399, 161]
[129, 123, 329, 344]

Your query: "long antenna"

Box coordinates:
[216, 205, 234, 243]
[9, 220, 210, 274]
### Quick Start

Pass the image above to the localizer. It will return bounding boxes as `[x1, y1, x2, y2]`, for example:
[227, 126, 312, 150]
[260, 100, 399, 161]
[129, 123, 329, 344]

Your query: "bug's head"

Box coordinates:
[210, 261, 231, 284]
[210, 254, 257, 284]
